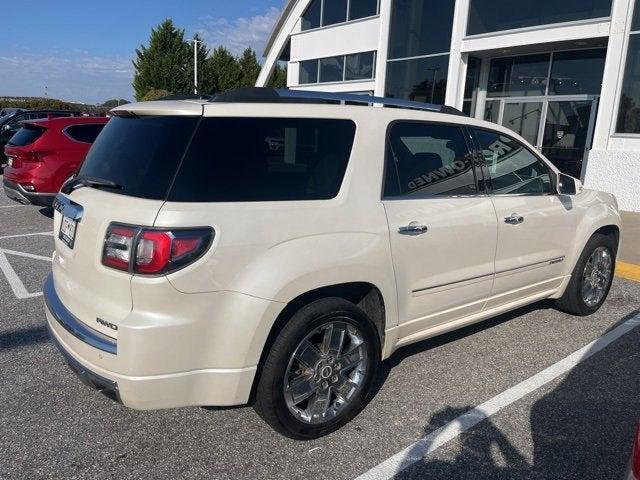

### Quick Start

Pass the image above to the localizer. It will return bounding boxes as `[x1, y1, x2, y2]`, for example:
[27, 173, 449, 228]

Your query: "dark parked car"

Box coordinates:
[0, 110, 81, 167]
[3, 116, 108, 206]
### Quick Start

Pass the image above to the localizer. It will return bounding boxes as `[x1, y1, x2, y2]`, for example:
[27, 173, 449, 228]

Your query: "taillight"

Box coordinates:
[633, 423, 640, 479]
[102, 224, 213, 275]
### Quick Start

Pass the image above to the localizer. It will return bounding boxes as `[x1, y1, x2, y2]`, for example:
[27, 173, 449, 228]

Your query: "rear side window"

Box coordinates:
[168, 117, 356, 202]
[78, 116, 199, 200]
[8, 125, 46, 146]
[384, 122, 477, 197]
[65, 124, 106, 143]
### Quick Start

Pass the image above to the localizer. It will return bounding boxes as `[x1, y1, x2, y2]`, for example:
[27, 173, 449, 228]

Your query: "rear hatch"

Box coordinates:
[4, 123, 47, 173]
[51, 104, 202, 338]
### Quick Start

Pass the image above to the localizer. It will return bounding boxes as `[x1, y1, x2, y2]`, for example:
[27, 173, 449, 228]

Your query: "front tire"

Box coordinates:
[254, 298, 380, 439]
[556, 233, 616, 316]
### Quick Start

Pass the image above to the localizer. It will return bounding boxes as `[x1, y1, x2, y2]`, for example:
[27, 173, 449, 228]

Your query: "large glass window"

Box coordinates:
[323, 0, 348, 26]
[501, 102, 543, 146]
[549, 49, 606, 95]
[463, 57, 481, 116]
[300, 52, 375, 85]
[301, 0, 321, 30]
[617, 31, 640, 133]
[385, 122, 477, 197]
[467, 0, 612, 36]
[169, 118, 356, 202]
[388, 0, 455, 59]
[488, 54, 550, 97]
[301, 0, 379, 31]
[473, 129, 553, 195]
[385, 55, 449, 104]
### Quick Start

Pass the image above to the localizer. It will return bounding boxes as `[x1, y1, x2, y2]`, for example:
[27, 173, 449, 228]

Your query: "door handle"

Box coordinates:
[504, 213, 524, 225]
[398, 222, 428, 235]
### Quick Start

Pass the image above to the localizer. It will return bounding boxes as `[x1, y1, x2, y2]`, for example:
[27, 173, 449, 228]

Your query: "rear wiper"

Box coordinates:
[61, 175, 122, 194]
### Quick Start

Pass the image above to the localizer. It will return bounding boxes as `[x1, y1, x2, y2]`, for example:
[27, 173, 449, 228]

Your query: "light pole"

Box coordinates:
[189, 38, 202, 95]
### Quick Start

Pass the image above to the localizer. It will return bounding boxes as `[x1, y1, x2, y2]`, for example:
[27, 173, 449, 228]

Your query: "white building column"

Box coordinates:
[373, 0, 393, 97]
[445, 0, 470, 108]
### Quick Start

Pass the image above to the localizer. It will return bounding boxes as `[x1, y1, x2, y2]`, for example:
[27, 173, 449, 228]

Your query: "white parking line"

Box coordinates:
[355, 313, 640, 480]
[0, 247, 52, 299]
[0, 204, 30, 208]
[0, 231, 53, 240]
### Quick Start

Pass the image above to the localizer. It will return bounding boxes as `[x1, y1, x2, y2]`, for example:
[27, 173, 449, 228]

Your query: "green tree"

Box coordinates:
[132, 19, 191, 100]
[238, 48, 262, 88]
[203, 46, 241, 93]
[101, 99, 130, 108]
[141, 89, 171, 101]
[268, 63, 288, 88]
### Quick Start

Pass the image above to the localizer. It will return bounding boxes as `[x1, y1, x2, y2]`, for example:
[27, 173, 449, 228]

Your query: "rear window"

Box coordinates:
[77, 116, 199, 200]
[168, 117, 356, 202]
[8, 125, 46, 147]
[65, 123, 106, 143]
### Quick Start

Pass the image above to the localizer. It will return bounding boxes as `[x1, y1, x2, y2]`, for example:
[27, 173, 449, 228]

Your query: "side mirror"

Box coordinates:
[557, 173, 581, 195]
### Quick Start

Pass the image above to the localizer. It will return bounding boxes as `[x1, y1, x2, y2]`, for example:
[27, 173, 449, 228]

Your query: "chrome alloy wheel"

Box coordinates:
[283, 320, 368, 424]
[581, 246, 613, 307]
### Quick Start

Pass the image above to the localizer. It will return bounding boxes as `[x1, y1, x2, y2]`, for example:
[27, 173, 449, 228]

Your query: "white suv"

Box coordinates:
[45, 88, 621, 439]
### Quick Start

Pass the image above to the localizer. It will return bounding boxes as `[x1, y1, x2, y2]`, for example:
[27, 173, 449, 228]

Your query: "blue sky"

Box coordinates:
[0, 0, 284, 104]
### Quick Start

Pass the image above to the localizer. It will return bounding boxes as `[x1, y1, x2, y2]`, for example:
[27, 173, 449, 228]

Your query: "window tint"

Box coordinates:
[8, 125, 46, 147]
[616, 35, 640, 133]
[65, 124, 106, 143]
[345, 51, 375, 80]
[385, 122, 477, 197]
[549, 49, 605, 95]
[301, 0, 321, 30]
[169, 118, 356, 202]
[349, 0, 378, 19]
[488, 54, 550, 97]
[473, 129, 553, 195]
[467, 0, 612, 35]
[78, 116, 199, 200]
[388, 0, 455, 59]
[385, 54, 449, 104]
[299, 59, 319, 84]
[319, 56, 344, 83]
[322, 0, 347, 26]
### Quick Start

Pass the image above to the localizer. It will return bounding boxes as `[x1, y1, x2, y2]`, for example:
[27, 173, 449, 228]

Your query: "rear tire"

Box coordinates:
[555, 233, 616, 316]
[254, 297, 380, 439]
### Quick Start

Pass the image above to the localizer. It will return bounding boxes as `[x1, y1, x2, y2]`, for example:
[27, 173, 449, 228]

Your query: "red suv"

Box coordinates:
[3, 116, 109, 206]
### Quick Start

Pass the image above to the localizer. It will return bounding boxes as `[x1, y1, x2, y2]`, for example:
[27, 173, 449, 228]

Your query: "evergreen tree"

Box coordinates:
[204, 47, 241, 93]
[238, 48, 262, 88]
[132, 19, 191, 100]
[268, 64, 288, 88]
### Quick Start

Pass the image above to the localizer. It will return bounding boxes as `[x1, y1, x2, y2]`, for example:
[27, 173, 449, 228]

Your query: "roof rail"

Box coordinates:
[210, 87, 466, 116]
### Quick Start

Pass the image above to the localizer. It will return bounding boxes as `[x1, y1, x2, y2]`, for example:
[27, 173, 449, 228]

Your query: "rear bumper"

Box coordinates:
[44, 273, 260, 409]
[3, 178, 55, 207]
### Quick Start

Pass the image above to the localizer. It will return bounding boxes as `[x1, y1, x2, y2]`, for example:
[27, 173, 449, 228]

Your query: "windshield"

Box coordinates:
[77, 115, 200, 200]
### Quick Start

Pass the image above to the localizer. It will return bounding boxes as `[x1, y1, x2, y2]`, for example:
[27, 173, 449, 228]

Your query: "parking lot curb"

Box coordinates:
[616, 261, 640, 282]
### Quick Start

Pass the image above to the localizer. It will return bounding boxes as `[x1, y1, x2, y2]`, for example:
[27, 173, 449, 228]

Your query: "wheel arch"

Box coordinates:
[248, 281, 386, 403]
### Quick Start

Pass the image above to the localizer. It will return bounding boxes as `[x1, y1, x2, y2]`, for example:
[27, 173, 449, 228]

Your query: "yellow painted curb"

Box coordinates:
[616, 261, 640, 282]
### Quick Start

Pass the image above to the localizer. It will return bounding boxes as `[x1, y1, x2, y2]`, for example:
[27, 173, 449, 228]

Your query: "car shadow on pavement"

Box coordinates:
[391, 309, 640, 480]
[0, 325, 50, 351]
[38, 207, 54, 219]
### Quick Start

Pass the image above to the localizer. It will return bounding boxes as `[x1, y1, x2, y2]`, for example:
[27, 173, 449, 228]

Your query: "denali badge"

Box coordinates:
[96, 318, 118, 331]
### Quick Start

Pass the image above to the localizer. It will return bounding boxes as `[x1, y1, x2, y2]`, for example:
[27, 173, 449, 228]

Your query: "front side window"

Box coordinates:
[467, 0, 612, 35]
[384, 122, 477, 197]
[169, 118, 356, 202]
[473, 129, 553, 195]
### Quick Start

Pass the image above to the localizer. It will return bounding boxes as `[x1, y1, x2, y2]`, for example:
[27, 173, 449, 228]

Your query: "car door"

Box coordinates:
[382, 121, 498, 344]
[470, 128, 578, 309]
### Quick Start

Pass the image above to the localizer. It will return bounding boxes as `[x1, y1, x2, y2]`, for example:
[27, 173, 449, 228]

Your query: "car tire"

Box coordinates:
[555, 233, 617, 316]
[254, 297, 380, 440]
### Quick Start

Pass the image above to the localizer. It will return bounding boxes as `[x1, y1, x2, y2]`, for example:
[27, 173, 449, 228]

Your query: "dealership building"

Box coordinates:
[257, 0, 640, 211]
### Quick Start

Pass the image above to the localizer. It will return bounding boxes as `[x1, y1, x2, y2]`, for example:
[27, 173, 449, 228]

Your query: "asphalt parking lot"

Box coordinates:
[1, 179, 639, 480]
